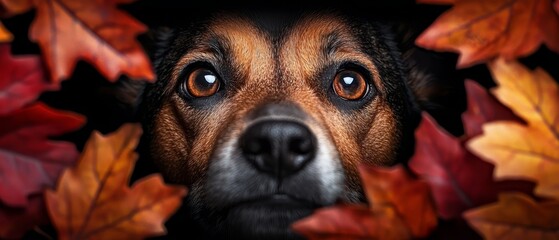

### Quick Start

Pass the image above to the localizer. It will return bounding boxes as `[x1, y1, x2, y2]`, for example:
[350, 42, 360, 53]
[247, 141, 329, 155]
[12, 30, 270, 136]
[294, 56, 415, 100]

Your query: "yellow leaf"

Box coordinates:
[464, 193, 559, 240]
[468, 59, 559, 198]
[0, 22, 12, 42]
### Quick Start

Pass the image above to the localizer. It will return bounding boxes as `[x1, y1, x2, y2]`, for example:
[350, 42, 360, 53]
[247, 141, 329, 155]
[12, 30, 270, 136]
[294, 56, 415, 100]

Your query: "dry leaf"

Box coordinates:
[4, 0, 156, 82]
[292, 204, 411, 240]
[0, 103, 84, 207]
[0, 43, 55, 114]
[0, 0, 32, 17]
[409, 112, 534, 220]
[468, 59, 559, 198]
[461, 80, 520, 138]
[464, 193, 559, 239]
[359, 165, 438, 238]
[46, 124, 187, 240]
[0, 103, 84, 239]
[0, 195, 48, 239]
[293, 164, 438, 239]
[416, 0, 559, 68]
[0, 22, 12, 42]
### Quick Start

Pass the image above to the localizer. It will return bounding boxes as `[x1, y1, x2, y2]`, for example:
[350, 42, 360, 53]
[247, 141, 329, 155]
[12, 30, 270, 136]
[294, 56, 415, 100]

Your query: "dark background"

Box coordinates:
[2, 0, 559, 239]
[5, 0, 558, 146]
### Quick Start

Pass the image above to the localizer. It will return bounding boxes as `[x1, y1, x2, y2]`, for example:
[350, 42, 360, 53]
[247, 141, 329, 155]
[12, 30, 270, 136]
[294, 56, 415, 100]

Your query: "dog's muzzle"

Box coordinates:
[193, 102, 344, 239]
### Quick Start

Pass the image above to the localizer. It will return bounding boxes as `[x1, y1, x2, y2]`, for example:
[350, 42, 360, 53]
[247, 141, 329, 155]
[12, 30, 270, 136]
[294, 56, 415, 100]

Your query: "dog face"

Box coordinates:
[142, 10, 418, 239]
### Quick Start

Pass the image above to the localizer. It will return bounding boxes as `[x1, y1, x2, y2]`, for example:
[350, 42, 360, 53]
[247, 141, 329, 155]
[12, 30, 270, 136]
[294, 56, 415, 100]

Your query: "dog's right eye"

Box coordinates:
[183, 68, 221, 98]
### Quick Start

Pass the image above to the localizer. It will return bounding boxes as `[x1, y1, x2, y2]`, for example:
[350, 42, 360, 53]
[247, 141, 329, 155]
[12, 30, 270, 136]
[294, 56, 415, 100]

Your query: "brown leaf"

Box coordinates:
[293, 164, 438, 240]
[468, 59, 559, 198]
[0, 22, 12, 42]
[416, 0, 559, 68]
[0, 0, 32, 17]
[292, 204, 411, 240]
[46, 124, 187, 240]
[464, 193, 559, 239]
[20, 0, 155, 82]
[359, 165, 438, 238]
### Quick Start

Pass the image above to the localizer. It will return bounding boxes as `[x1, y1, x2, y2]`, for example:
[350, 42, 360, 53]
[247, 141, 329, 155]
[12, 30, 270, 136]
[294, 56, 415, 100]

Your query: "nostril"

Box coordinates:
[244, 137, 270, 155]
[289, 137, 313, 155]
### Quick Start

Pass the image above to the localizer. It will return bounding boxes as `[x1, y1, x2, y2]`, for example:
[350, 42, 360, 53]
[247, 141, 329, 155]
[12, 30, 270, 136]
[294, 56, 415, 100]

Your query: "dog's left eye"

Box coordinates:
[332, 70, 368, 101]
[184, 68, 221, 98]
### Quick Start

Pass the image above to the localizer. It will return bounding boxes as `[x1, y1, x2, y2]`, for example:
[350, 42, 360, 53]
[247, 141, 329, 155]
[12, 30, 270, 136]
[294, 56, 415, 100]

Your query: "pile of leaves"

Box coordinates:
[0, 0, 184, 239]
[0, 0, 558, 239]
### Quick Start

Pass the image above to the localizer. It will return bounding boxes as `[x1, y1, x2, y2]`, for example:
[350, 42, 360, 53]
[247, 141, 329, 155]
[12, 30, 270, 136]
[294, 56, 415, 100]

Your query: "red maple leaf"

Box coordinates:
[0, 103, 85, 239]
[461, 80, 521, 138]
[0, 44, 55, 115]
[408, 81, 534, 219]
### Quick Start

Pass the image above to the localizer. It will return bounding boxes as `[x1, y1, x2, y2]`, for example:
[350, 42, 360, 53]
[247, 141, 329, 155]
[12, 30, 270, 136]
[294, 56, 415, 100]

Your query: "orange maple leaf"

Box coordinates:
[0, 0, 32, 17]
[468, 59, 559, 199]
[293, 165, 438, 239]
[45, 124, 187, 240]
[359, 165, 438, 238]
[464, 193, 559, 239]
[0, 22, 11, 42]
[1, 0, 155, 82]
[416, 0, 559, 68]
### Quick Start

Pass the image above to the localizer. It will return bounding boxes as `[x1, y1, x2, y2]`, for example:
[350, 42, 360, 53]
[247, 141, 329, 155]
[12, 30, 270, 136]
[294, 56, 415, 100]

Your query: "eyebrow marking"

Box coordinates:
[204, 35, 229, 60]
[325, 31, 345, 56]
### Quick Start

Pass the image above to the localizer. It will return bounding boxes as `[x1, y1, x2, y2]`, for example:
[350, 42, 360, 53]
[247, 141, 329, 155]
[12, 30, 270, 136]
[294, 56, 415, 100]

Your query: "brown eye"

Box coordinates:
[332, 70, 368, 100]
[185, 68, 220, 98]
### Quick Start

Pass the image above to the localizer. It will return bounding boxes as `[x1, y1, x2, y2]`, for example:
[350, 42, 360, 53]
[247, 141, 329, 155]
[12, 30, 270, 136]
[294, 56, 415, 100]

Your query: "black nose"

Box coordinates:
[240, 120, 316, 179]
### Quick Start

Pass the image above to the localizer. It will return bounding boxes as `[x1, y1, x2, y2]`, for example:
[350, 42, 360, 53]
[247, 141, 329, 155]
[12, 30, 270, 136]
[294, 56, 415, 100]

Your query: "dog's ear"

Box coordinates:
[106, 26, 176, 120]
[390, 17, 463, 113]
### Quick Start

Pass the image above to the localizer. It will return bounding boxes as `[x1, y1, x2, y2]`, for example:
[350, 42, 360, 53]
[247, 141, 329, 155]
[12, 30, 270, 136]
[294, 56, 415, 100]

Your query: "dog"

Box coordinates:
[133, 6, 444, 240]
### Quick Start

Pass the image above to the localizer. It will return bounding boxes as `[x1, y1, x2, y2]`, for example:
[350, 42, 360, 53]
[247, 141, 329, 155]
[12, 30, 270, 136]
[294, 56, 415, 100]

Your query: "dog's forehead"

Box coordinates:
[172, 12, 380, 90]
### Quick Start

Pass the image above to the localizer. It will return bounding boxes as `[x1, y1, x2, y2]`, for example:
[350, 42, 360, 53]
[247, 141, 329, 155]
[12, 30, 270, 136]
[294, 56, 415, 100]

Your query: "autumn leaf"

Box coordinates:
[409, 112, 533, 220]
[0, 195, 48, 239]
[1, 0, 156, 82]
[0, 22, 12, 42]
[293, 164, 437, 239]
[468, 59, 559, 199]
[464, 193, 559, 239]
[416, 0, 559, 68]
[0, 103, 84, 207]
[0, 44, 56, 114]
[359, 165, 438, 237]
[46, 124, 187, 240]
[0, 0, 32, 17]
[461, 80, 520, 138]
[0, 103, 84, 239]
[292, 204, 411, 240]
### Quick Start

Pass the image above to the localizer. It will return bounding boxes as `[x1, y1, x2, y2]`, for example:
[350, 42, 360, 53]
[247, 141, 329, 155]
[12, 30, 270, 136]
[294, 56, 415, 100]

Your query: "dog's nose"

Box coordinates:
[240, 120, 316, 178]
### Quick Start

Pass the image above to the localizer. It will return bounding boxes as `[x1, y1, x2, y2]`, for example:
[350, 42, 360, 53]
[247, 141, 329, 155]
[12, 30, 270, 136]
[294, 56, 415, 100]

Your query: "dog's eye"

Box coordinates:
[332, 70, 368, 100]
[184, 68, 221, 98]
